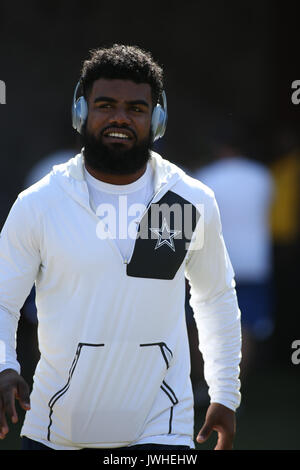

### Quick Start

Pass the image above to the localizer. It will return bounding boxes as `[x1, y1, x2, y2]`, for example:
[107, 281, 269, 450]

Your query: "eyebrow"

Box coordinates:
[94, 96, 149, 107]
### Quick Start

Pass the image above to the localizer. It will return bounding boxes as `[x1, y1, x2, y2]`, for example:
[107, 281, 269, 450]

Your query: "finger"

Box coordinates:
[196, 420, 214, 443]
[214, 428, 234, 450]
[2, 386, 18, 423]
[16, 380, 31, 411]
[0, 398, 9, 439]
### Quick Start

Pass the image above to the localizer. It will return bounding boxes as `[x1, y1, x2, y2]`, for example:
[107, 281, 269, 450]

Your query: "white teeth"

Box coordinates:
[107, 132, 129, 139]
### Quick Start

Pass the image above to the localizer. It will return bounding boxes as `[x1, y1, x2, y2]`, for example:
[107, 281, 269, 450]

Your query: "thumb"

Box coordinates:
[16, 380, 31, 410]
[197, 419, 214, 443]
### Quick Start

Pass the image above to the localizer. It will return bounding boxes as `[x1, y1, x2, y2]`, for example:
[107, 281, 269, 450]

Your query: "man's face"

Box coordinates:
[82, 78, 154, 175]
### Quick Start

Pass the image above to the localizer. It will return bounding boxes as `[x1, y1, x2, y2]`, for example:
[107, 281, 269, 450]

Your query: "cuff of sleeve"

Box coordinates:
[0, 362, 21, 375]
[209, 392, 241, 412]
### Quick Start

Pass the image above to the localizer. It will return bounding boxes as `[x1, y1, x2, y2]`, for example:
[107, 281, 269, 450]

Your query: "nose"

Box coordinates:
[108, 106, 131, 126]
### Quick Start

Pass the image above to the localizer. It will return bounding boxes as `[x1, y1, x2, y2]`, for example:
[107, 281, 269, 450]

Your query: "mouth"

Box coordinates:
[102, 128, 135, 143]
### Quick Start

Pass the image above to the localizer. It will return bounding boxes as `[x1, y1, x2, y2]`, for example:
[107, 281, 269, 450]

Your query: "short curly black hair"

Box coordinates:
[80, 44, 164, 107]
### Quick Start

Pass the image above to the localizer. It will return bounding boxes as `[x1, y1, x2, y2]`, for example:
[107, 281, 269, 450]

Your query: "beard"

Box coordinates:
[81, 126, 153, 175]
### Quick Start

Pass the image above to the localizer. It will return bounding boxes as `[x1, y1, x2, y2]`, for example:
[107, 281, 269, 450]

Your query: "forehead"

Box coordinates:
[89, 78, 152, 103]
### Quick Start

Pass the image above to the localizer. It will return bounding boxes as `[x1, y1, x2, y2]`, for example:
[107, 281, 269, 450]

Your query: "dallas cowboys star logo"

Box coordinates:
[149, 217, 181, 252]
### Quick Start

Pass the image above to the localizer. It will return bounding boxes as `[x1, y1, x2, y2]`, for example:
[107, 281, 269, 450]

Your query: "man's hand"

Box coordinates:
[0, 369, 31, 439]
[196, 402, 236, 450]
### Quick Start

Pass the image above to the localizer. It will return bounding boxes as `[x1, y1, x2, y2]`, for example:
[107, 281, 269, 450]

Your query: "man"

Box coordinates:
[0, 44, 241, 451]
[194, 122, 275, 377]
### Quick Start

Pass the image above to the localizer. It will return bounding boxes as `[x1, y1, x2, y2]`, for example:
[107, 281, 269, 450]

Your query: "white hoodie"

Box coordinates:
[0, 151, 241, 449]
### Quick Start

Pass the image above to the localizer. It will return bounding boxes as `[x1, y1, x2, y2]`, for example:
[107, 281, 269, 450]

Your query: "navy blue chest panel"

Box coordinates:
[127, 190, 200, 280]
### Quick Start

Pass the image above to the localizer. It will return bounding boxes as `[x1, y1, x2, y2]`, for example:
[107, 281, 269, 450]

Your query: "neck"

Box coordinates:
[84, 162, 148, 185]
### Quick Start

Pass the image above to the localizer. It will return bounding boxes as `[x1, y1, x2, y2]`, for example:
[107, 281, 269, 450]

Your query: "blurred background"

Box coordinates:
[0, 0, 299, 450]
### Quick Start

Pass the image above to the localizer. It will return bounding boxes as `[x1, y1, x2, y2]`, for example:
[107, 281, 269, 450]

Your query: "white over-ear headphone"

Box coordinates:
[71, 81, 167, 142]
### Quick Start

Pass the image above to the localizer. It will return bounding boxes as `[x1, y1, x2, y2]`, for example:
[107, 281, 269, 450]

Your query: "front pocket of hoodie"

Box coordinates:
[47, 340, 173, 445]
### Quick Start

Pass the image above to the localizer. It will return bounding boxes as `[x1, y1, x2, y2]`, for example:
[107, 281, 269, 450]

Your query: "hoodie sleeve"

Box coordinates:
[185, 193, 242, 411]
[0, 195, 41, 373]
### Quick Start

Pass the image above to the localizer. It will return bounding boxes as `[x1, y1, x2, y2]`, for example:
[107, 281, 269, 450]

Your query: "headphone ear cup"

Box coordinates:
[72, 96, 88, 134]
[151, 104, 167, 142]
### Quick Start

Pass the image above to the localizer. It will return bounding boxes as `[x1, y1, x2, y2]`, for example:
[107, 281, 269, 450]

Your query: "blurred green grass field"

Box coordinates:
[194, 365, 300, 450]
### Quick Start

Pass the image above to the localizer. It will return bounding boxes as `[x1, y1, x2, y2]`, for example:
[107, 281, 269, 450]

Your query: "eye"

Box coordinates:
[97, 103, 112, 109]
[131, 106, 143, 113]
